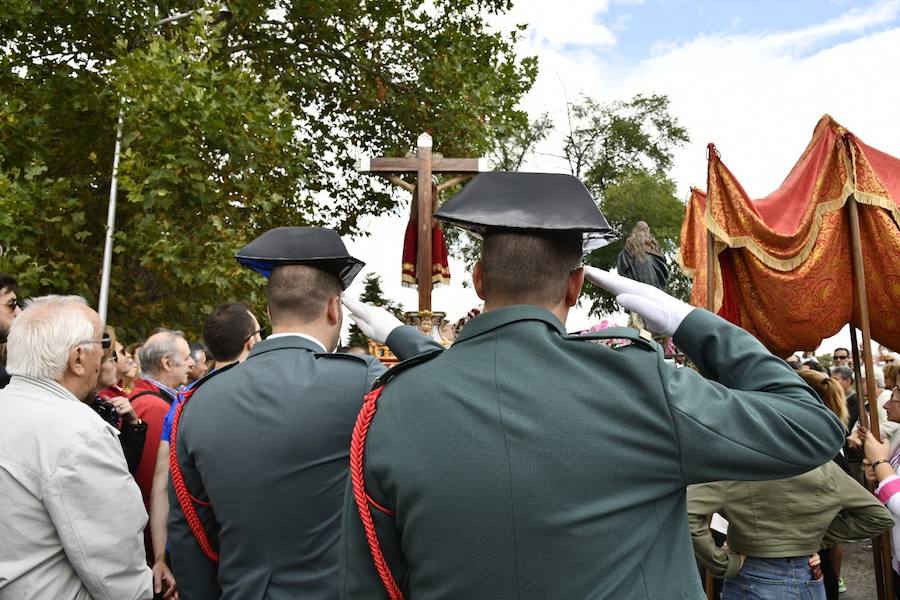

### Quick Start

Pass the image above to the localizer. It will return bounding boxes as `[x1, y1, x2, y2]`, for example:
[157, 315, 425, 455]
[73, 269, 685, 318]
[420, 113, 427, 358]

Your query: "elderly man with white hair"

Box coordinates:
[0, 296, 152, 600]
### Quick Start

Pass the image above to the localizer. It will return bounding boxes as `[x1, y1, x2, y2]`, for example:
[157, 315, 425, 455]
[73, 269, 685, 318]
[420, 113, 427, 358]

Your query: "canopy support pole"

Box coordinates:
[705, 232, 715, 313]
[847, 194, 893, 600]
[704, 229, 717, 600]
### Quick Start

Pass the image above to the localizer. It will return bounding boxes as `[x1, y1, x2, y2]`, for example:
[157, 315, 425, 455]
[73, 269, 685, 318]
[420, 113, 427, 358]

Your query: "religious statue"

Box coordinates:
[389, 175, 467, 290]
[617, 221, 670, 329]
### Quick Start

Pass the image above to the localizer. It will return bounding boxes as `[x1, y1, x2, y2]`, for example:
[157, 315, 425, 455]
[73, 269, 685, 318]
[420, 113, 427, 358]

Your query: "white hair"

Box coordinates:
[6, 295, 96, 380]
[140, 330, 186, 377]
[862, 365, 885, 389]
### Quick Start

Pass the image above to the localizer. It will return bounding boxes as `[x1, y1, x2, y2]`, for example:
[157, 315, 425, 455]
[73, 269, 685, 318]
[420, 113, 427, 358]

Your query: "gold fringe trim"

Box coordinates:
[688, 116, 900, 312]
[852, 191, 900, 227]
[401, 263, 451, 288]
[704, 168, 855, 273]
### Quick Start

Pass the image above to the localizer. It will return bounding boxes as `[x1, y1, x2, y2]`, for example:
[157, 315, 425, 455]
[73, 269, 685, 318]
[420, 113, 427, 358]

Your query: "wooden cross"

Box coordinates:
[357, 133, 487, 313]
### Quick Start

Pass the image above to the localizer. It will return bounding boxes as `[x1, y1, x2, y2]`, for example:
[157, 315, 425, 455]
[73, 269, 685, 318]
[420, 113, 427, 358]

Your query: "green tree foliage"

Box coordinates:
[562, 93, 689, 194]
[0, 1, 535, 341]
[489, 112, 553, 172]
[346, 273, 404, 348]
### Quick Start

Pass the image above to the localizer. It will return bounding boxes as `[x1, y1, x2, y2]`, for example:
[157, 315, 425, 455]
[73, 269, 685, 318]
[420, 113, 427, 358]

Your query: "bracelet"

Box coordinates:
[871, 459, 890, 469]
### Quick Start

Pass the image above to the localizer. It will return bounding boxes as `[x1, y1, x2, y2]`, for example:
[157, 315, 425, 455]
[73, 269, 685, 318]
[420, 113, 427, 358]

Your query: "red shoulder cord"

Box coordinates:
[350, 385, 404, 600]
[169, 389, 219, 563]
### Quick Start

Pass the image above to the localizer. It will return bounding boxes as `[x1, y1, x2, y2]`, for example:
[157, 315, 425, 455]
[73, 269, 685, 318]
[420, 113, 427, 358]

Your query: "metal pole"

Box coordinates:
[98, 8, 229, 323]
[98, 109, 123, 326]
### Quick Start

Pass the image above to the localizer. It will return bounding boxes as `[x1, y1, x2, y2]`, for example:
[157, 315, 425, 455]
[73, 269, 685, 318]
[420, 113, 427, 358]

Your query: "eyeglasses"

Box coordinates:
[833, 355, 849, 360]
[244, 327, 266, 344]
[80, 334, 112, 350]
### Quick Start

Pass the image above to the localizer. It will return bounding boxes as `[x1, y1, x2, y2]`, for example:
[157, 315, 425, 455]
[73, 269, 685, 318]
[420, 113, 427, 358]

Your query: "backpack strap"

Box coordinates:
[130, 389, 172, 404]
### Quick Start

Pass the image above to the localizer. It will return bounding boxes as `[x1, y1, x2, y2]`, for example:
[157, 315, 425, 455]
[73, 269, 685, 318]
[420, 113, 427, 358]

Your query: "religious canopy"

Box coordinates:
[678, 115, 900, 357]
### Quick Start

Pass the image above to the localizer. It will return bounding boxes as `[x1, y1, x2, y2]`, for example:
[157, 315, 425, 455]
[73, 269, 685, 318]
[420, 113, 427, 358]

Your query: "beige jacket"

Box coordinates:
[0, 376, 152, 599]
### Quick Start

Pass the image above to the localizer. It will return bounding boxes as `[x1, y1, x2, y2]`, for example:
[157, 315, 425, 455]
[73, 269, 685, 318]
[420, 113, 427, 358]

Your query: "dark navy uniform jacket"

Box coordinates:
[340, 307, 846, 599]
[169, 326, 439, 599]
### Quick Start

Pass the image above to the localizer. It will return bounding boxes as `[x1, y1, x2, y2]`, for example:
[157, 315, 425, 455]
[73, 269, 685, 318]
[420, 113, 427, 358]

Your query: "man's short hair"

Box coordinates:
[267, 265, 341, 325]
[833, 347, 850, 357]
[6, 295, 94, 380]
[481, 231, 583, 307]
[189, 342, 207, 362]
[0, 272, 18, 295]
[203, 303, 256, 361]
[831, 366, 854, 382]
[140, 329, 186, 377]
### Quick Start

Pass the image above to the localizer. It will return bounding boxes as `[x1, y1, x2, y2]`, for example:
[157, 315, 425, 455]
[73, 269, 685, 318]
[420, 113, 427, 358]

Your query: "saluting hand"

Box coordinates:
[583, 266, 695, 336]
[342, 295, 404, 344]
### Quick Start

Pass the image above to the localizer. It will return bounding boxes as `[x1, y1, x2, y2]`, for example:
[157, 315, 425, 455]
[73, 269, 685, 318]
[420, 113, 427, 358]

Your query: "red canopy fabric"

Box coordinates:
[678, 115, 900, 357]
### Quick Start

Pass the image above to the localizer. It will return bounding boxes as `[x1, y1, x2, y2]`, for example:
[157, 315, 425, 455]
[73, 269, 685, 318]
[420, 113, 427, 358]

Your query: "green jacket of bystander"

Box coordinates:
[688, 462, 894, 579]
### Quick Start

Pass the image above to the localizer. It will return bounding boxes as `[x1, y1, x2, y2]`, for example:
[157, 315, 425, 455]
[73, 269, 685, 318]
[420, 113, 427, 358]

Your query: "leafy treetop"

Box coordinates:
[0, 1, 536, 342]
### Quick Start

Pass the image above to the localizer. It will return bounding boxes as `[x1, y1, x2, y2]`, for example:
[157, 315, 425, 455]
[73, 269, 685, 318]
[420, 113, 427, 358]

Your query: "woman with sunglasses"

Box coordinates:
[861, 384, 900, 597]
[87, 327, 148, 475]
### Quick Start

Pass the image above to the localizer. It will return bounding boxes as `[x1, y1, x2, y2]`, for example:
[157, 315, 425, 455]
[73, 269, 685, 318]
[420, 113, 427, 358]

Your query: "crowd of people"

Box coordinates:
[0, 172, 898, 600]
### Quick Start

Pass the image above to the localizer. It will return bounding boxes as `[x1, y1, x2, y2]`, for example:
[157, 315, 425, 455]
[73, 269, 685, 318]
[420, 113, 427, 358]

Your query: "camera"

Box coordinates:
[91, 397, 119, 427]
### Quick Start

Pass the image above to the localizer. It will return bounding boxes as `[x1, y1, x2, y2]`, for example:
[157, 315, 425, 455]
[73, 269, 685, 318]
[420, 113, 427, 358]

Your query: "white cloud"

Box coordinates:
[344, 2, 900, 345]
[495, 0, 618, 49]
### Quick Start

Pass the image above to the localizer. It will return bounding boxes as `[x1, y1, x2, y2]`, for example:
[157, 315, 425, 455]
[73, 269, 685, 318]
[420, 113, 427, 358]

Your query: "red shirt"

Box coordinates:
[98, 384, 127, 401]
[129, 379, 173, 509]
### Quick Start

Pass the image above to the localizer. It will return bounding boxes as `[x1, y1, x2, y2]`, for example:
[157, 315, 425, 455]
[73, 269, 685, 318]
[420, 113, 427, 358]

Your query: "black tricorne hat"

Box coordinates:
[235, 227, 364, 289]
[434, 172, 618, 252]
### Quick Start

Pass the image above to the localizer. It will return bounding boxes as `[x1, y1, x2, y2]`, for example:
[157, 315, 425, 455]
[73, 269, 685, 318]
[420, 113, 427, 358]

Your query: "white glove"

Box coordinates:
[341, 295, 404, 344]
[583, 266, 695, 337]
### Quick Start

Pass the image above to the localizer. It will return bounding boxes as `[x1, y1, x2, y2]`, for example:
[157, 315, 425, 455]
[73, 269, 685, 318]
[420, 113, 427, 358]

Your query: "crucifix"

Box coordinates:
[357, 132, 487, 315]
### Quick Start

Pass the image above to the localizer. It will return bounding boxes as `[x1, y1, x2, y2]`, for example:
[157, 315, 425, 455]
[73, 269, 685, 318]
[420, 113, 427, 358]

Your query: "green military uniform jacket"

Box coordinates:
[340, 306, 846, 599]
[687, 461, 893, 579]
[169, 326, 440, 600]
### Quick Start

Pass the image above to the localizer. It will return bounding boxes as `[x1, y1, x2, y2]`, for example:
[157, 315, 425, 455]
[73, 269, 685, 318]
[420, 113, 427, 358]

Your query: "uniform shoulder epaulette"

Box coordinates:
[372, 348, 443, 390]
[184, 360, 240, 395]
[314, 351, 370, 364]
[563, 326, 659, 352]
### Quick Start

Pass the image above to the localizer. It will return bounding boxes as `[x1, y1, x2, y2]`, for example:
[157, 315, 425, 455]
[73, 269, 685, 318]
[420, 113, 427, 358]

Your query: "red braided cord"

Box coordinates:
[169, 391, 220, 563]
[350, 386, 404, 600]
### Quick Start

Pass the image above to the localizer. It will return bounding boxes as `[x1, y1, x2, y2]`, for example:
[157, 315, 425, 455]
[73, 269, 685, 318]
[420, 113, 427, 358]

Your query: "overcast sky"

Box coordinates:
[342, 0, 900, 354]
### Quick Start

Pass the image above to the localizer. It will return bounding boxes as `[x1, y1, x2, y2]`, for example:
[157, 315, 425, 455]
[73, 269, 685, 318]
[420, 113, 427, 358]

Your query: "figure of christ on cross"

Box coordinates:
[390, 176, 464, 292]
[357, 133, 487, 314]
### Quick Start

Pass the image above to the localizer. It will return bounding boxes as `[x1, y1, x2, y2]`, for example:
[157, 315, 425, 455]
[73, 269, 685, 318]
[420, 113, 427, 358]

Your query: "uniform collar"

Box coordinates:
[248, 334, 329, 358]
[454, 305, 566, 344]
[266, 332, 328, 353]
